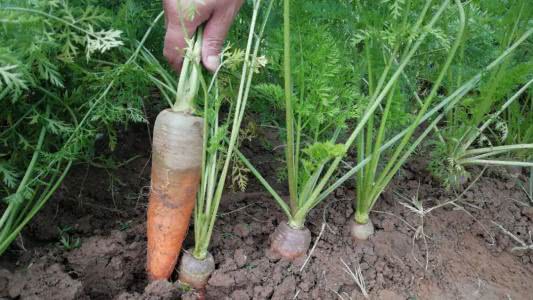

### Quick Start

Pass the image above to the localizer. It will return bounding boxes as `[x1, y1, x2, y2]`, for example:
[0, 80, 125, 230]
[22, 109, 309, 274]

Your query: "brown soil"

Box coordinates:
[1, 121, 532, 300]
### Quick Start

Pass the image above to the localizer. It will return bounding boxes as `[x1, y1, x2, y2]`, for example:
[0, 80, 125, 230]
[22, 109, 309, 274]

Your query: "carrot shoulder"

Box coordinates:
[147, 109, 203, 280]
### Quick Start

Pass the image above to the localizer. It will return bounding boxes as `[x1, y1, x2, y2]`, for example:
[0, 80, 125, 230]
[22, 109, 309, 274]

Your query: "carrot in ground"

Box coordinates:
[236, 0, 461, 256]
[146, 28, 204, 281]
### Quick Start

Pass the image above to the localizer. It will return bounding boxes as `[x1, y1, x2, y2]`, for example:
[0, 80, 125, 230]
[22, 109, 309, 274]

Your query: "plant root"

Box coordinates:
[178, 250, 215, 290]
[146, 109, 203, 280]
[349, 218, 374, 241]
[270, 222, 311, 260]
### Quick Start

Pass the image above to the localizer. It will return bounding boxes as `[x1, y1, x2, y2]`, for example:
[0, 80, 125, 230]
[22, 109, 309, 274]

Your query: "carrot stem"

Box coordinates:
[173, 28, 203, 113]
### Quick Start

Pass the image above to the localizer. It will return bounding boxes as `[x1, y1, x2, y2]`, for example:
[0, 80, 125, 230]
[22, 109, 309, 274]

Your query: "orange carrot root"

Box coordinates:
[147, 109, 203, 280]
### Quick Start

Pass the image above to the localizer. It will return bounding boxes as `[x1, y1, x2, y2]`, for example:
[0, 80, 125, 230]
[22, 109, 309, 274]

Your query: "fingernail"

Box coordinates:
[206, 55, 220, 71]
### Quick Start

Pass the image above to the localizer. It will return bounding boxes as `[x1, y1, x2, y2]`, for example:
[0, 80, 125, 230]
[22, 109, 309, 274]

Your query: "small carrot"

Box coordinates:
[146, 109, 203, 280]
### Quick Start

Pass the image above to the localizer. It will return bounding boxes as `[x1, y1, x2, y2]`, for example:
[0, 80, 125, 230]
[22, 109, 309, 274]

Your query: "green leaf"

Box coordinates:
[0, 161, 19, 189]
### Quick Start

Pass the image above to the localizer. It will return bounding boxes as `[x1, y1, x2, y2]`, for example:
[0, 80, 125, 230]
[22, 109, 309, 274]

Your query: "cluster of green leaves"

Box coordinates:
[252, 1, 362, 193]
[238, 0, 532, 231]
[0, 0, 163, 254]
[427, 0, 533, 188]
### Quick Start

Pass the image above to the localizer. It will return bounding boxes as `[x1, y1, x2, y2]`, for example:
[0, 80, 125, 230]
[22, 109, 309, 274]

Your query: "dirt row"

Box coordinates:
[1, 125, 532, 299]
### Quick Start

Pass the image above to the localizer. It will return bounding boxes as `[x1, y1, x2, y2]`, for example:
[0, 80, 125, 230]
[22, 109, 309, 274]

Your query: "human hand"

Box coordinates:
[163, 0, 244, 72]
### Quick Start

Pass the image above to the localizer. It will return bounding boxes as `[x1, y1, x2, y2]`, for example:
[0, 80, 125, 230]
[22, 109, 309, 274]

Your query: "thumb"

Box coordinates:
[201, 5, 240, 72]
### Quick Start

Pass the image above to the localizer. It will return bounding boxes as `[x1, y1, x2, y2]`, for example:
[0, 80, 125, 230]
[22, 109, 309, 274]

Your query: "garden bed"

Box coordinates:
[1, 123, 532, 300]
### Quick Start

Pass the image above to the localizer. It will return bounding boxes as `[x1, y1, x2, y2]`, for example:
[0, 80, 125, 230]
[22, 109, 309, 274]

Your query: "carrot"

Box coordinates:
[178, 249, 215, 289]
[270, 222, 311, 260]
[349, 218, 374, 241]
[145, 25, 205, 281]
[146, 109, 203, 280]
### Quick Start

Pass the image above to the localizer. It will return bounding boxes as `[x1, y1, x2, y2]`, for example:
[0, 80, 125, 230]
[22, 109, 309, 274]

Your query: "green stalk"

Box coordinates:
[0, 123, 46, 239]
[173, 28, 203, 113]
[395, 58, 445, 143]
[191, 67, 229, 256]
[365, 0, 464, 207]
[462, 144, 533, 156]
[295, 115, 302, 208]
[362, 117, 374, 207]
[295, 31, 305, 208]
[356, 132, 365, 219]
[369, 113, 447, 209]
[529, 167, 533, 200]
[234, 148, 291, 218]
[292, 0, 451, 224]
[316, 28, 532, 204]
[0, 161, 72, 254]
[463, 77, 533, 151]
[0, 207, 11, 233]
[462, 150, 512, 161]
[298, 164, 325, 207]
[192, 0, 273, 259]
[458, 160, 533, 167]
[193, 62, 212, 259]
[283, 0, 299, 218]
[357, 85, 396, 223]
[373, 0, 464, 192]
[361, 41, 376, 205]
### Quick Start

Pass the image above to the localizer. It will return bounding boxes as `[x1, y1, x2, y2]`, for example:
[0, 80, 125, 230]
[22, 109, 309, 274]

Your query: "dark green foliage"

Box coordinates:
[428, 0, 533, 186]
[0, 0, 164, 254]
[251, 0, 363, 191]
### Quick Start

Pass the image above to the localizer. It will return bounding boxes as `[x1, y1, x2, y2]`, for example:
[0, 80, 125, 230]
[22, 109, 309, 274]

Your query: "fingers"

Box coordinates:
[162, 0, 209, 71]
[201, 0, 244, 72]
[163, 24, 190, 71]
[163, 0, 244, 72]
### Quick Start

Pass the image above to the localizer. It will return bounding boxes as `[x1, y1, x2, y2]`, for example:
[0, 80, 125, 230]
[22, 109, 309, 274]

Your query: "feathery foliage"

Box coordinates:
[0, 0, 163, 254]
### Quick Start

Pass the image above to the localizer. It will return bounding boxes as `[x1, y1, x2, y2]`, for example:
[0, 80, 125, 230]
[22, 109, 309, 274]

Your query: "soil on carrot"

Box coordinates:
[1, 121, 532, 300]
